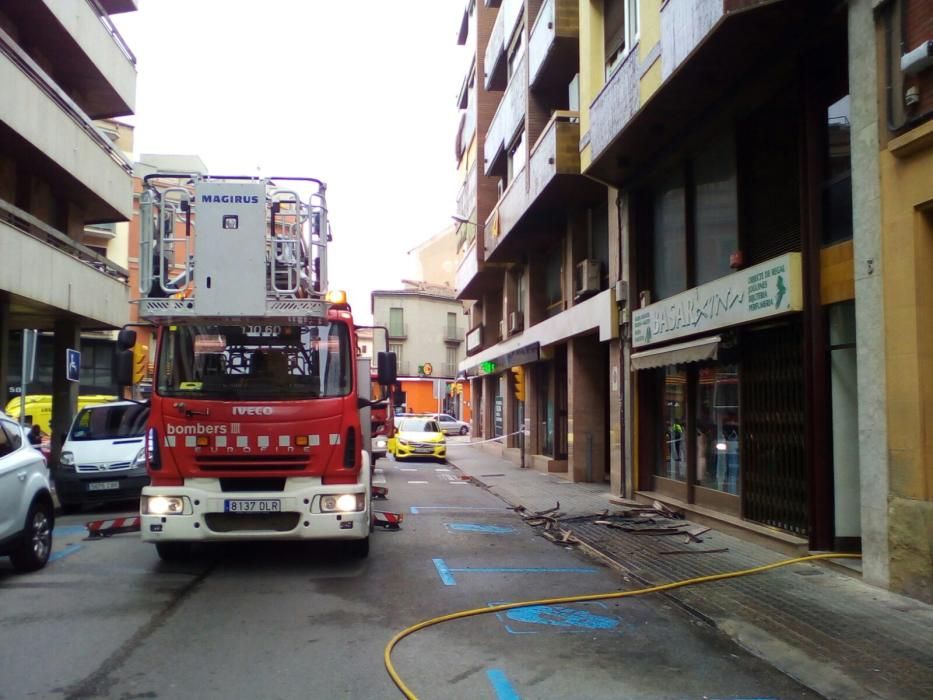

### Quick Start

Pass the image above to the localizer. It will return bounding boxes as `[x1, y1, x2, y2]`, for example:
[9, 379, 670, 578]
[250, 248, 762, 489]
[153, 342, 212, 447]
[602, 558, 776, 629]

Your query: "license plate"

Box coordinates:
[414, 448, 435, 454]
[224, 499, 281, 513]
[88, 481, 119, 491]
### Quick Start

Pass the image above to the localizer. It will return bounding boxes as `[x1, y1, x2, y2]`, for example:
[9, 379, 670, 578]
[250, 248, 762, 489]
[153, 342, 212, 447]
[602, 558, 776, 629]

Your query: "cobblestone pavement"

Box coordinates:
[446, 441, 933, 700]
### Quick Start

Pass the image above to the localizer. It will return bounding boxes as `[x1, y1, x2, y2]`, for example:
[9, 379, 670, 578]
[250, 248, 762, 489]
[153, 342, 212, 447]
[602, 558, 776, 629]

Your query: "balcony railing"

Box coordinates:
[529, 0, 579, 90]
[443, 363, 459, 377]
[486, 111, 580, 260]
[396, 360, 412, 376]
[484, 0, 522, 91]
[0, 197, 129, 283]
[484, 53, 527, 176]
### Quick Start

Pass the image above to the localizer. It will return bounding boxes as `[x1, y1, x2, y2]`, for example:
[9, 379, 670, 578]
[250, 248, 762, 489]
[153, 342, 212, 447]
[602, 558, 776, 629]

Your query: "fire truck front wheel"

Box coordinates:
[155, 542, 192, 562]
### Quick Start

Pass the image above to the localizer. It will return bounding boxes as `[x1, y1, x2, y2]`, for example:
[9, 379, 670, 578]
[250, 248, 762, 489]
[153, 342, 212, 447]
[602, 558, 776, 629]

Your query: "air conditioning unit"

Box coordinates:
[508, 310, 524, 334]
[575, 259, 601, 297]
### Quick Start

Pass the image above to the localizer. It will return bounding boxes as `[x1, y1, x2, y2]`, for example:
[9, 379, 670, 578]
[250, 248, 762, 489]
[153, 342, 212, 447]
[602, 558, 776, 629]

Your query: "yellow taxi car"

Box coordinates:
[389, 416, 447, 463]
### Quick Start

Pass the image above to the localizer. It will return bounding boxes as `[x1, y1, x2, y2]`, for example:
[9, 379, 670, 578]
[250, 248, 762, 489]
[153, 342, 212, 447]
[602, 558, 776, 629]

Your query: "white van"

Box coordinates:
[55, 401, 150, 513]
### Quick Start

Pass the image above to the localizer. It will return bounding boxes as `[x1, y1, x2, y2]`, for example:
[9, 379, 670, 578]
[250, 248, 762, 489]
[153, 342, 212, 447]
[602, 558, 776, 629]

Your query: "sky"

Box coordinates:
[113, 1, 467, 324]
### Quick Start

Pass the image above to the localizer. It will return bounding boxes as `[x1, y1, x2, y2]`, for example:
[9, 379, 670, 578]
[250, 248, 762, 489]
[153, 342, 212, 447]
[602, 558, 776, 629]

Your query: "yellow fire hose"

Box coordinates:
[384, 552, 862, 699]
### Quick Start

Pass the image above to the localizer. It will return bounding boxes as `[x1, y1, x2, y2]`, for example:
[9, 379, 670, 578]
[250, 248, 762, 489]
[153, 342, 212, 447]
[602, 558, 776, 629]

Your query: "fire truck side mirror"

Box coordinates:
[114, 329, 137, 387]
[377, 351, 397, 386]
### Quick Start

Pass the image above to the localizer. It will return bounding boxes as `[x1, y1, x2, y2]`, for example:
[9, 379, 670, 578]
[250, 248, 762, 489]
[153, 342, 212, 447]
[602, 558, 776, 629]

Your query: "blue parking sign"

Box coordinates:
[66, 349, 80, 383]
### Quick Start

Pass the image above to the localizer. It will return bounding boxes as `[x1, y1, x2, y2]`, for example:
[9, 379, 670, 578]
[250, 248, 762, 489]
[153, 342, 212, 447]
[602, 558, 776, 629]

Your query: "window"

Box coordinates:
[446, 312, 458, 337]
[657, 367, 687, 481]
[389, 343, 403, 365]
[389, 307, 405, 337]
[507, 129, 526, 184]
[545, 243, 563, 317]
[823, 95, 852, 244]
[507, 23, 524, 82]
[645, 131, 739, 300]
[694, 133, 738, 285]
[695, 364, 740, 495]
[651, 169, 687, 301]
[604, 0, 639, 78]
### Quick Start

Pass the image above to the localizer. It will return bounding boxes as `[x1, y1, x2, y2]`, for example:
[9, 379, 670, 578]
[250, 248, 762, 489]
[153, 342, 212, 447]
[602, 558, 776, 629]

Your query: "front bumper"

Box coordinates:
[54, 468, 150, 505]
[140, 478, 370, 543]
[394, 442, 446, 461]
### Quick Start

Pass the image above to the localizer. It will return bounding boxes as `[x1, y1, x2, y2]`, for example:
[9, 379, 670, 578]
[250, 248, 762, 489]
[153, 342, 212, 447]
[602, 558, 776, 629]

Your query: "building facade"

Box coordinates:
[455, 0, 932, 602]
[0, 0, 137, 454]
[372, 285, 470, 419]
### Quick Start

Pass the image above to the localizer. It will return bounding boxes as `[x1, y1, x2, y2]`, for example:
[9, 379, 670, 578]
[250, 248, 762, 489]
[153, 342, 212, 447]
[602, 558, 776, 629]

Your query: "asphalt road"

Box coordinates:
[0, 454, 817, 699]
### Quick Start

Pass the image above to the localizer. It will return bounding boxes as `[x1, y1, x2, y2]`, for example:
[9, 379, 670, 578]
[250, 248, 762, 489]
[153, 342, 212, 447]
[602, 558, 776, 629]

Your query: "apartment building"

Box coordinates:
[455, 0, 619, 482]
[0, 0, 137, 452]
[455, 0, 932, 601]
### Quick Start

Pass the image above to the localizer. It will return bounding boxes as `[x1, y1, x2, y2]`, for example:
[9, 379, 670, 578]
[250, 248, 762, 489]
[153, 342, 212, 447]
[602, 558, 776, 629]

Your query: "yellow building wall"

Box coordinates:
[579, 1, 604, 172]
[879, 122, 933, 601]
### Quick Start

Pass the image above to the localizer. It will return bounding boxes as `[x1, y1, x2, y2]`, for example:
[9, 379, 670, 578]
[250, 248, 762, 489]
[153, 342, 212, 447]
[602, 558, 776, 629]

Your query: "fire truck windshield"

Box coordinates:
[156, 323, 352, 400]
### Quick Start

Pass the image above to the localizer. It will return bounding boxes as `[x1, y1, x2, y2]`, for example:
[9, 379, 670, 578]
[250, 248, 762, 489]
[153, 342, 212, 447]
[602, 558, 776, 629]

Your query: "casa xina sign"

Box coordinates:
[632, 253, 802, 348]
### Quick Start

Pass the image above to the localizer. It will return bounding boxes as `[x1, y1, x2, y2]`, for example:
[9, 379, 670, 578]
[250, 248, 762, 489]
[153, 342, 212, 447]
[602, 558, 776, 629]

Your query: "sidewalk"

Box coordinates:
[446, 442, 933, 700]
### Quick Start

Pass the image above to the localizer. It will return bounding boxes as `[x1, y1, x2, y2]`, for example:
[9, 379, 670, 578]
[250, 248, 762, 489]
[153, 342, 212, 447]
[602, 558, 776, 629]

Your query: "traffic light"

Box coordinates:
[133, 344, 149, 384]
[511, 366, 525, 402]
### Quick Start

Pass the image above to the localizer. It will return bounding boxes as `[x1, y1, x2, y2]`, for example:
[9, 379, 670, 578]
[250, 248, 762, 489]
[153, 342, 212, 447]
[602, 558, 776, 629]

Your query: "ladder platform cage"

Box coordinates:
[137, 174, 332, 323]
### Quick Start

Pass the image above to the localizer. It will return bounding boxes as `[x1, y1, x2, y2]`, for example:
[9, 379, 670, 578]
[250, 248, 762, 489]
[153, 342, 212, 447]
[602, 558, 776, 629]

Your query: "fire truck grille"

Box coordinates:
[204, 512, 301, 533]
[195, 455, 309, 471]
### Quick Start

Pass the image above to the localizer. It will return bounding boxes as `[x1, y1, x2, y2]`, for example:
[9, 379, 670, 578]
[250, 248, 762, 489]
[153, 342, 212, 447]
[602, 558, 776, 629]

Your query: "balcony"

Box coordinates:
[528, 0, 579, 91]
[396, 360, 412, 376]
[486, 111, 604, 263]
[443, 325, 463, 344]
[0, 198, 130, 329]
[1, 0, 136, 119]
[484, 0, 523, 91]
[443, 363, 459, 377]
[484, 53, 527, 176]
[0, 31, 134, 221]
[587, 0, 800, 185]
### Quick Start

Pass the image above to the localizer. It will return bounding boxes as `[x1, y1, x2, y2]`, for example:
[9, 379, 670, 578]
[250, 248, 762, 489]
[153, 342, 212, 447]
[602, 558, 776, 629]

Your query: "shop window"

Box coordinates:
[657, 367, 687, 481]
[694, 134, 738, 286]
[695, 364, 741, 495]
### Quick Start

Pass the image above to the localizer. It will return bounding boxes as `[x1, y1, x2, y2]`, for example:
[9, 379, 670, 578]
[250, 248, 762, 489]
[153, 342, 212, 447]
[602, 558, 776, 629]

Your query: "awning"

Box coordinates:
[630, 336, 721, 370]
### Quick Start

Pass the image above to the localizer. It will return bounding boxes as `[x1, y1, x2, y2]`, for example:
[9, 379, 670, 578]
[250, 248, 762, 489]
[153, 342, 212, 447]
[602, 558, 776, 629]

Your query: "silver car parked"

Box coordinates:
[0, 413, 54, 572]
[430, 413, 470, 436]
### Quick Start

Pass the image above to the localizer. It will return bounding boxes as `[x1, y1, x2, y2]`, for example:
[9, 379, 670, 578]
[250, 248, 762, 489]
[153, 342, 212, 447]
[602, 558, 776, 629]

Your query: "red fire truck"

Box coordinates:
[118, 174, 394, 561]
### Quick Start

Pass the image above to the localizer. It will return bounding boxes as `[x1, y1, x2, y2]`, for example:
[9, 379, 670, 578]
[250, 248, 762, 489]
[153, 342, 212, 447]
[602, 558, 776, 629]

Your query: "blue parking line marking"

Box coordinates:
[49, 543, 83, 562]
[411, 506, 503, 514]
[491, 601, 622, 635]
[432, 558, 597, 586]
[445, 523, 515, 534]
[433, 558, 457, 586]
[487, 669, 520, 700]
[54, 525, 89, 537]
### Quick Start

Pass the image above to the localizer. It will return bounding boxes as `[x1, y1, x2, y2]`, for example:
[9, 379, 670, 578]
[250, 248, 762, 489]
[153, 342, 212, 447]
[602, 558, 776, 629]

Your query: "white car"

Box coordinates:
[431, 413, 470, 436]
[0, 413, 54, 572]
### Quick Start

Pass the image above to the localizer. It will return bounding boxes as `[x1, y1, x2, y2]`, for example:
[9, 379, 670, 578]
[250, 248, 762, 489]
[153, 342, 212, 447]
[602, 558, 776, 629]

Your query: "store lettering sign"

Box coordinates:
[632, 253, 802, 348]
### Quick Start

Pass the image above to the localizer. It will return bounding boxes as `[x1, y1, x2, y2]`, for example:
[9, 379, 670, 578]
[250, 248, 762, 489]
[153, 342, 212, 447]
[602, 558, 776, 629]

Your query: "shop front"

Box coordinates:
[633, 253, 809, 536]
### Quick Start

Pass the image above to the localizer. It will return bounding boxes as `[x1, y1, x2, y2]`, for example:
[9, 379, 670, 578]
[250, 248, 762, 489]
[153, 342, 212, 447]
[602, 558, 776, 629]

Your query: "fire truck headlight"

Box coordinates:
[144, 496, 185, 515]
[320, 494, 364, 513]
